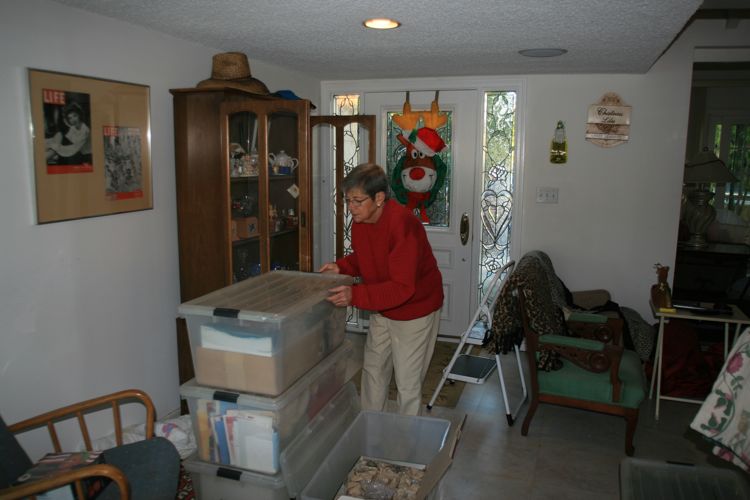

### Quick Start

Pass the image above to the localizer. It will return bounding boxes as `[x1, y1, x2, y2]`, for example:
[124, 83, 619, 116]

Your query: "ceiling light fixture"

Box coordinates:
[363, 18, 401, 30]
[518, 48, 568, 58]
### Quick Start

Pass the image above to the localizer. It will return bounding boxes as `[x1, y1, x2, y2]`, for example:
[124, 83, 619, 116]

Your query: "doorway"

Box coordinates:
[318, 79, 523, 338]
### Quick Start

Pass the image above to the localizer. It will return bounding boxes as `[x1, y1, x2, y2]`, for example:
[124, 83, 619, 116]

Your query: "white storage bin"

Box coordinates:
[181, 340, 352, 474]
[281, 409, 455, 499]
[178, 270, 353, 395]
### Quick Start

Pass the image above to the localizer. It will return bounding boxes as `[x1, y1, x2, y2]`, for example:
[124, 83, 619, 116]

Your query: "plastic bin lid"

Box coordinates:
[620, 458, 750, 500]
[179, 340, 352, 410]
[178, 270, 354, 320]
[279, 382, 360, 498]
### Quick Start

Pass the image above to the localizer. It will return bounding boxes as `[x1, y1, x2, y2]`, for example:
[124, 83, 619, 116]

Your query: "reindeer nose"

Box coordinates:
[409, 168, 425, 180]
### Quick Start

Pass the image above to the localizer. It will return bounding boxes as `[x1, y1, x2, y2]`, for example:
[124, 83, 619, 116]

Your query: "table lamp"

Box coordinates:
[681, 148, 738, 249]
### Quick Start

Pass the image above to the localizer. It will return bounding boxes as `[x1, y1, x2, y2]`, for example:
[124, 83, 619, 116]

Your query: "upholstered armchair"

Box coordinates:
[0, 389, 180, 499]
[513, 258, 647, 455]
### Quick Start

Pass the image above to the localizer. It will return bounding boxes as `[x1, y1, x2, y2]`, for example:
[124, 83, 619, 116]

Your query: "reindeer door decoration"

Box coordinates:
[390, 92, 449, 224]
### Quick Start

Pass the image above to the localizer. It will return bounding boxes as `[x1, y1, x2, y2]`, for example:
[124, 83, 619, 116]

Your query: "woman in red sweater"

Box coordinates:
[320, 163, 443, 415]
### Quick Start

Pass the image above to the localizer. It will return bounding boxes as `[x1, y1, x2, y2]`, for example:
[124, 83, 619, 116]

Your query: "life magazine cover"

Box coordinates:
[103, 125, 143, 200]
[43, 89, 93, 173]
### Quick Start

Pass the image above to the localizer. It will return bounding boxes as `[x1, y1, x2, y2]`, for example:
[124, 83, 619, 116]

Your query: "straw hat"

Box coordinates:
[197, 52, 270, 95]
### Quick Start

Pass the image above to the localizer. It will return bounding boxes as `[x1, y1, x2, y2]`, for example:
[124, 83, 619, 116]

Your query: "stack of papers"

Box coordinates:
[196, 399, 279, 473]
[200, 324, 273, 357]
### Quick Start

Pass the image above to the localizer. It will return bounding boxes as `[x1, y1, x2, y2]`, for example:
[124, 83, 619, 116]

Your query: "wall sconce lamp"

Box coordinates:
[681, 148, 738, 249]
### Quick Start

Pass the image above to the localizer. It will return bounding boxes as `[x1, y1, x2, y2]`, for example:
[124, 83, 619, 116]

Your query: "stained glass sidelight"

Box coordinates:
[332, 94, 365, 328]
[479, 91, 517, 298]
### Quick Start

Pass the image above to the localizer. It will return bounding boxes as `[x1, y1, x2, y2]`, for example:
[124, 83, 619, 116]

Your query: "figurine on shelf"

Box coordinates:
[230, 142, 246, 177]
[651, 263, 674, 312]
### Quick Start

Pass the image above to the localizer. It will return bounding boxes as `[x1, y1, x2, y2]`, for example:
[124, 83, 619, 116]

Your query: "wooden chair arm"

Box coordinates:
[539, 338, 624, 402]
[567, 317, 623, 345]
[0, 463, 129, 500]
[8, 389, 155, 452]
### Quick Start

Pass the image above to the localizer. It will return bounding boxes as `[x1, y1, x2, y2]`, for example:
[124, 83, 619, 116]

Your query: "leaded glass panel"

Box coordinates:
[332, 94, 365, 327]
[479, 91, 516, 297]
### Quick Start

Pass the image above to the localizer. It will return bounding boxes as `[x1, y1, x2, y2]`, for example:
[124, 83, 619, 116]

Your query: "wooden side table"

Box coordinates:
[648, 301, 750, 420]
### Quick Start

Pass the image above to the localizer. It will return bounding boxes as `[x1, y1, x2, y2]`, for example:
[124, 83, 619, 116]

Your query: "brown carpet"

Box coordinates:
[351, 341, 466, 408]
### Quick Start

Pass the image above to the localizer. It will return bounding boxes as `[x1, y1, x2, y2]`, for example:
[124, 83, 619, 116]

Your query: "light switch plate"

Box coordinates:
[536, 187, 559, 204]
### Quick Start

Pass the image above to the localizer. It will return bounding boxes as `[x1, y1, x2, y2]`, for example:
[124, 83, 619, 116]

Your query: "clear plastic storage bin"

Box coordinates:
[183, 458, 290, 500]
[180, 340, 352, 474]
[620, 458, 750, 500]
[178, 270, 353, 395]
[281, 409, 453, 499]
[184, 383, 360, 499]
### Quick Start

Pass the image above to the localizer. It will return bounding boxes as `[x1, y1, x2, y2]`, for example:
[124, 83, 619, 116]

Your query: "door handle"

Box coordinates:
[460, 213, 469, 246]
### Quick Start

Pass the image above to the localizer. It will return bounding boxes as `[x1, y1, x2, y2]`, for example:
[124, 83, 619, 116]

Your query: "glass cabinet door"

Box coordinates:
[268, 111, 300, 271]
[228, 111, 261, 282]
[224, 100, 309, 283]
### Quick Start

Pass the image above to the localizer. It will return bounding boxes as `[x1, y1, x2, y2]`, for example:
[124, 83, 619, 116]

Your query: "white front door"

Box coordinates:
[363, 90, 479, 338]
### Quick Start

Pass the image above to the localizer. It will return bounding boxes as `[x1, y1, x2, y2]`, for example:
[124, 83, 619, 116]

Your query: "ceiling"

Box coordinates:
[50, 0, 746, 80]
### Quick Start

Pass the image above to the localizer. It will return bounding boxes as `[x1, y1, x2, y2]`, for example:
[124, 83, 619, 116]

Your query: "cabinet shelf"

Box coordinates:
[230, 174, 297, 183]
[232, 236, 259, 246]
[272, 228, 298, 237]
[232, 228, 298, 246]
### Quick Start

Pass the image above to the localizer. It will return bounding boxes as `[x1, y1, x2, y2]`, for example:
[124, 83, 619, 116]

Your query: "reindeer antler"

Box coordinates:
[421, 91, 448, 130]
[392, 91, 422, 132]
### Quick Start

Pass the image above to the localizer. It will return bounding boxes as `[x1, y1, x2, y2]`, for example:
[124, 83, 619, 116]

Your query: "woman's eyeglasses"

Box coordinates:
[343, 196, 371, 207]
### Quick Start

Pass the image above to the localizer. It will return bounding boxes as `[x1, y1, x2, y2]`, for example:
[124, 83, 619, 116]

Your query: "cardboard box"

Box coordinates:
[236, 216, 259, 239]
[179, 271, 353, 396]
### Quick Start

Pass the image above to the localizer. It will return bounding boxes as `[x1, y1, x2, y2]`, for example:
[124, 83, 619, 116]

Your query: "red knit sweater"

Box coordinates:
[336, 199, 443, 320]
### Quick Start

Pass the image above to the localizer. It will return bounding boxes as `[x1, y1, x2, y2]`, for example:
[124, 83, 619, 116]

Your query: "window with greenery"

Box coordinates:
[713, 122, 750, 219]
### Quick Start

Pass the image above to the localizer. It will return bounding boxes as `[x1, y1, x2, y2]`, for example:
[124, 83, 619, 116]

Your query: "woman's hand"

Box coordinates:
[326, 285, 352, 307]
[318, 262, 340, 274]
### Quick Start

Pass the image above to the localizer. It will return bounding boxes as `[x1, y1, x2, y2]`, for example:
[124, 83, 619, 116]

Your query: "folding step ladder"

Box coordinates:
[427, 261, 527, 425]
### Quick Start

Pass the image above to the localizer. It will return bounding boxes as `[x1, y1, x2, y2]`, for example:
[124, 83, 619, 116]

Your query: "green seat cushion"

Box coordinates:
[537, 349, 646, 408]
[541, 333, 603, 351]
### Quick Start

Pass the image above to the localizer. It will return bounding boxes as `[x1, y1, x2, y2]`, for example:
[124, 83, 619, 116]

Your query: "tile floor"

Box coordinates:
[344, 332, 748, 499]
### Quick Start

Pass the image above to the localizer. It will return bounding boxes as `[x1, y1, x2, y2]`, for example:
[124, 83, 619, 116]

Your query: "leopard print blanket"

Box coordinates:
[489, 253, 567, 355]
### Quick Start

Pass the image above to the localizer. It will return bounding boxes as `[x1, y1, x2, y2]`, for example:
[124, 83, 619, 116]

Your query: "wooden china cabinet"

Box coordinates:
[170, 87, 313, 392]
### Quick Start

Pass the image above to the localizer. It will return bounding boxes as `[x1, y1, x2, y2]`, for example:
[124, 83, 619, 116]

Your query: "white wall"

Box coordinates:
[0, 0, 320, 459]
[519, 19, 750, 318]
[317, 19, 749, 323]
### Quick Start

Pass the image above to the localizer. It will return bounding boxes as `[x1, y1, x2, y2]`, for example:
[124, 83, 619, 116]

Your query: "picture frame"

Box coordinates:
[28, 69, 152, 223]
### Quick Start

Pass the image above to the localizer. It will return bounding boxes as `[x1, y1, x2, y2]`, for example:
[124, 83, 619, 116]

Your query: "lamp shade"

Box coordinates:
[684, 148, 738, 184]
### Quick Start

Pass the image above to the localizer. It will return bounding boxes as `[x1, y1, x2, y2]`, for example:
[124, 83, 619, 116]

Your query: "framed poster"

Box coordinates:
[28, 69, 152, 223]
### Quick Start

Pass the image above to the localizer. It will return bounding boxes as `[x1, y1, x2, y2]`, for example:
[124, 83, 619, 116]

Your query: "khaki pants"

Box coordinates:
[361, 309, 441, 416]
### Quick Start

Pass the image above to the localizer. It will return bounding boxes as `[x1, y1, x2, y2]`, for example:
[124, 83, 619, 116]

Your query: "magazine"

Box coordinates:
[103, 125, 144, 200]
[42, 89, 93, 174]
[16, 451, 107, 499]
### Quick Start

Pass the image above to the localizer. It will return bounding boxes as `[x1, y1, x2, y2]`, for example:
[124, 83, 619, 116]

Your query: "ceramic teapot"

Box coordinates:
[268, 150, 299, 175]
